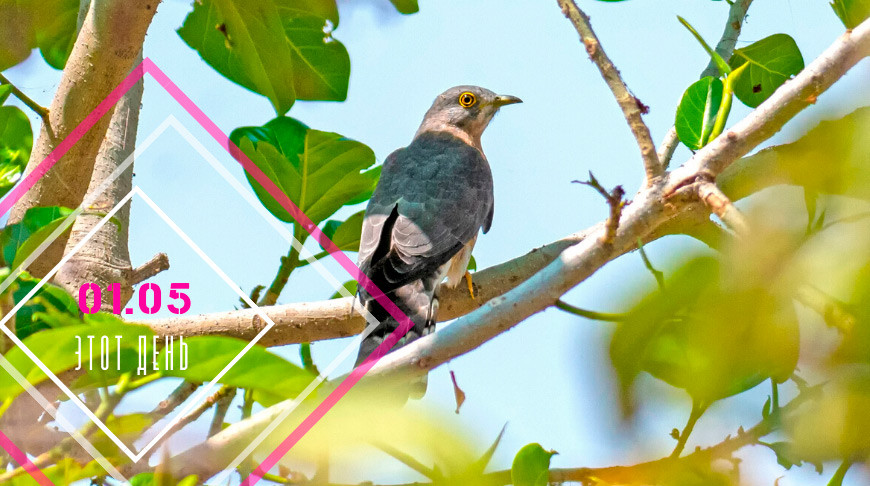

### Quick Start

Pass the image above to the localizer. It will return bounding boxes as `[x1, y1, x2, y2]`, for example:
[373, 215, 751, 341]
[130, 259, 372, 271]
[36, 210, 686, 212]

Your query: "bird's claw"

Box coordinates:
[465, 271, 475, 300]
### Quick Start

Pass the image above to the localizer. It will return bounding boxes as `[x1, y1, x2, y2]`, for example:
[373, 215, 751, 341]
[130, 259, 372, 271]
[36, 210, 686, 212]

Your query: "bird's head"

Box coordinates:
[416, 85, 522, 148]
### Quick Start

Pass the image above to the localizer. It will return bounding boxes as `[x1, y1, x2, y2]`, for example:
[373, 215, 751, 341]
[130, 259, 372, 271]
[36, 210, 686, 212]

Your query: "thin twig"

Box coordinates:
[261, 226, 304, 306]
[697, 180, 749, 235]
[150, 380, 198, 422]
[373, 442, 439, 481]
[671, 400, 706, 458]
[557, 0, 663, 182]
[130, 253, 170, 286]
[209, 387, 237, 437]
[574, 172, 625, 244]
[0, 73, 50, 120]
[636, 238, 665, 290]
[554, 300, 625, 321]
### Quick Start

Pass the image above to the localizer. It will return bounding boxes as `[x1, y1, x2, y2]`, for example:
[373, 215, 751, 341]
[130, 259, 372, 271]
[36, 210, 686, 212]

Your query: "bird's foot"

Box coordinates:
[465, 271, 475, 300]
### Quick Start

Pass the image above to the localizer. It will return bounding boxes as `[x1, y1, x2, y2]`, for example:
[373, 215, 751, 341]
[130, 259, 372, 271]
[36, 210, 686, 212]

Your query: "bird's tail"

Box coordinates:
[355, 277, 438, 399]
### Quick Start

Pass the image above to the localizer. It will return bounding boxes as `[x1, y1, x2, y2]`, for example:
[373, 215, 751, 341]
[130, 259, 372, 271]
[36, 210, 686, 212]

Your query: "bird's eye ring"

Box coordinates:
[458, 92, 476, 108]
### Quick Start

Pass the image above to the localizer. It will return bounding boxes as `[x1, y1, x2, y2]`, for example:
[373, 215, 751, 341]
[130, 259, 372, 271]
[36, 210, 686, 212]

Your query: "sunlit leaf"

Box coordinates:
[330, 279, 357, 299]
[320, 210, 364, 252]
[231, 116, 379, 231]
[831, 0, 870, 28]
[158, 335, 315, 403]
[0, 84, 12, 105]
[611, 252, 800, 406]
[720, 107, 870, 202]
[729, 34, 804, 108]
[0, 316, 152, 400]
[0, 105, 32, 198]
[511, 443, 556, 486]
[178, 0, 297, 114]
[675, 76, 723, 150]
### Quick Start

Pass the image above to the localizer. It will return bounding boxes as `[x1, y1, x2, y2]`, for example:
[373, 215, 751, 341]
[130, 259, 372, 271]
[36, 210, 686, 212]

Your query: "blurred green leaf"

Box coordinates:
[6, 458, 106, 486]
[11, 272, 77, 338]
[0, 315, 153, 400]
[390, 0, 419, 14]
[158, 335, 315, 404]
[320, 210, 364, 252]
[231, 116, 379, 230]
[787, 372, 870, 464]
[130, 473, 199, 486]
[0, 205, 73, 267]
[0, 1, 35, 71]
[831, 0, 870, 28]
[511, 443, 556, 486]
[0, 84, 12, 105]
[33, 0, 78, 69]
[675, 76, 723, 150]
[610, 254, 800, 406]
[729, 34, 804, 107]
[720, 107, 870, 202]
[0, 105, 32, 198]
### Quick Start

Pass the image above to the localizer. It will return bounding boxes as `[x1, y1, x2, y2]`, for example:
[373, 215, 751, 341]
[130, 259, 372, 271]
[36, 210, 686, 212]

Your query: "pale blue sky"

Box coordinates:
[5, 0, 870, 484]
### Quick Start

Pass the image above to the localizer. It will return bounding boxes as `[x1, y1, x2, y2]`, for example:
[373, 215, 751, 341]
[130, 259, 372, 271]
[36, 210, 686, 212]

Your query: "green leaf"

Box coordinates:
[676, 16, 731, 76]
[11, 214, 75, 269]
[0, 205, 73, 267]
[0, 84, 12, 105]
[675, 76, 723, 150]
[178, 0, 351, 114]
[33, 0, 79, 69]
[330, 279, 357, 299]
[158, 336, 315, 402]
[277, 8, 350, 101]
[831, 0, 870, 28]
[5, 458, 106, 486]
[0, 1, 36, 71]
[320, 210, 364, 252]
[0, 317, 153, 401]
[389, 0, 419, 14]
[129, 473, 200, 486]
[12, 273, 78, 338]
[0, 105, 32, 198]
[511, 443, 556, 486]
[231, 116, 379, 229]
[610, 255, 800, 406]
[178, 0, 297, 115]
[729, 34, 804, 108]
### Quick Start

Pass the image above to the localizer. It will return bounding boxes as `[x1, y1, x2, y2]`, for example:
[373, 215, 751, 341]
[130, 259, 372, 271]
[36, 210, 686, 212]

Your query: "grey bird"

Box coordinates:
[354, 86, 522, 396]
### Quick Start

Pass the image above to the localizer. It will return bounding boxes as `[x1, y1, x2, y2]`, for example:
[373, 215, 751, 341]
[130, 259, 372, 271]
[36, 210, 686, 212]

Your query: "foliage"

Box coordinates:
[0, 104, 31, 198]
[511, 443, 556, 486]
[831, 0, 870, 28]
[230, 116, 379, 237]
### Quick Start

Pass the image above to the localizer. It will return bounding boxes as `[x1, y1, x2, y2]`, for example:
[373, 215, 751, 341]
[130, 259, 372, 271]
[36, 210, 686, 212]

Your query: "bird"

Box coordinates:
[354, 85, 522, 397]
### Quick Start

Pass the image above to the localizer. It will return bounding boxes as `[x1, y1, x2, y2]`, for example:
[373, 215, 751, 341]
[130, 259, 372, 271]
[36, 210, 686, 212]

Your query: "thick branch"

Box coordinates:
[557, 0, 662, 182]
[8, 0, 160, 275]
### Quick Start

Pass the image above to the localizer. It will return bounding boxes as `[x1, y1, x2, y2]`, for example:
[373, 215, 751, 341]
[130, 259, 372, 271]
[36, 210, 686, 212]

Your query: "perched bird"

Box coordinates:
[354, 86, 521, 396]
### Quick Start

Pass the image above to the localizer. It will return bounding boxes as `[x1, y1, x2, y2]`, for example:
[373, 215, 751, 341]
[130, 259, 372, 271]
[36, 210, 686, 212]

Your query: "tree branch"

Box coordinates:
[8, 0, 160, 275]
[557, 0, 663, 183]
[162, 21, 870, 479]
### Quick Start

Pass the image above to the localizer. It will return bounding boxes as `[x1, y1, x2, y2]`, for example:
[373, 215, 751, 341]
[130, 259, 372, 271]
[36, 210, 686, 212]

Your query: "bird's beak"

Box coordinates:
[493, 94, 523, 107]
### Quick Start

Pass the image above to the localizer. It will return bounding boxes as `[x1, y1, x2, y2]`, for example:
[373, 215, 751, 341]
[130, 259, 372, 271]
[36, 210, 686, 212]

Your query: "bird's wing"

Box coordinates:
[357, 132, 494, 292]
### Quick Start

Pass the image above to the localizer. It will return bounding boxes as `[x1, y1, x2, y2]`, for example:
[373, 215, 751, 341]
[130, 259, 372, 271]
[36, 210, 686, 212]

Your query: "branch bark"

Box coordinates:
[9, 0, 160, 276]
[557, 0, 663, 183]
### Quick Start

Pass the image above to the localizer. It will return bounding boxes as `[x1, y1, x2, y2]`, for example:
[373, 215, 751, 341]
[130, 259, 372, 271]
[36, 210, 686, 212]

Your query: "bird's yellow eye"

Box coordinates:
[458, 91, 476, 108]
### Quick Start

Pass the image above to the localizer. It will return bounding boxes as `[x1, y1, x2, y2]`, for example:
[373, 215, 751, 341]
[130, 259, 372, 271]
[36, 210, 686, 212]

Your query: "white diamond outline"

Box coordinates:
[0, 115, 381, 478]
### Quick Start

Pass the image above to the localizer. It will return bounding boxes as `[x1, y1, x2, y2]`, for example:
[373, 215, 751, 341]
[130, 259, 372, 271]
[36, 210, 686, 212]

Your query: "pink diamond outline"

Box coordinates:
[0, 58, 424, 484]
